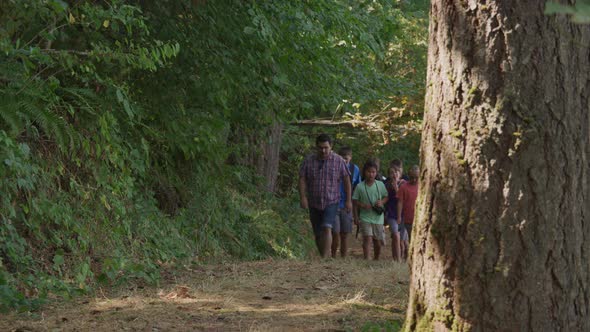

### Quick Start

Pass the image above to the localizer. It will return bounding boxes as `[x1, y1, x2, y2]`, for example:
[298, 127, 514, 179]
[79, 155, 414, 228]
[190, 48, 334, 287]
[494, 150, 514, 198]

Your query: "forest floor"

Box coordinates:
[1, 236, 409, 331]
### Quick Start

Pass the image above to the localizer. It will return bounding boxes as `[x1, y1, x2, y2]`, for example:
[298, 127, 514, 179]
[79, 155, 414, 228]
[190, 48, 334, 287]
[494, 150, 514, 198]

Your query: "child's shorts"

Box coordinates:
[360, 222, 384, 242]
[401, 227, 409, 242]
[333, 209, 353, 234]
[386, 218, 401, 234]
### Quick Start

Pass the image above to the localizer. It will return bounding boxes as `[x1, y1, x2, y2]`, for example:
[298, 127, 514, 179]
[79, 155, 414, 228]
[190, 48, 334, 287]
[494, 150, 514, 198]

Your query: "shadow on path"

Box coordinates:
[2, 235, 409, 331]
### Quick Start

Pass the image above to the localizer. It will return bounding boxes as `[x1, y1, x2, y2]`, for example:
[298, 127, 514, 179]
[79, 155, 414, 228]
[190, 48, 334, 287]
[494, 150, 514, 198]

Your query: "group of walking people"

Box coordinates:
[299, 133, 419, 261]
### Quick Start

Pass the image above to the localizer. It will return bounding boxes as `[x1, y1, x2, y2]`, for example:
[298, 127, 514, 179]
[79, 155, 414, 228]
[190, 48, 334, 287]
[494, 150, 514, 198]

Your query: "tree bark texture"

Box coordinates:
[251, 121, 283, 193]
[406, 1, 590, 331]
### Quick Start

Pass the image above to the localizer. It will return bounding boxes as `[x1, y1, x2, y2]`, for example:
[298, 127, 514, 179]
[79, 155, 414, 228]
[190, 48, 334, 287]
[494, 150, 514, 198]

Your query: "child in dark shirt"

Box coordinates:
[385, 166, 405, 261]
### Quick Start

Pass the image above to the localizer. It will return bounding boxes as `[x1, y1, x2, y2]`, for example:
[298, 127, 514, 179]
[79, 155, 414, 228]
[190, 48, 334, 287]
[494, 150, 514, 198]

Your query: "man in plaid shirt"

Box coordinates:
[299, 134, 352, 258]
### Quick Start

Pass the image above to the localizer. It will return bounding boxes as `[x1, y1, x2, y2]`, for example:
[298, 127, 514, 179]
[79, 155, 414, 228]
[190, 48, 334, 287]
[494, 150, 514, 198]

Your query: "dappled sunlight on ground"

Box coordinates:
[1, 237, 409, 331]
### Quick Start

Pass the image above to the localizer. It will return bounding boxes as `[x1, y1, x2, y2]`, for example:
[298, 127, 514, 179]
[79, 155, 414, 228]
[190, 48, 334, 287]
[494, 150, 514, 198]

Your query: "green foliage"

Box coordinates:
[545, 1, 590, 23]
[0, 270, 43, 313]
[277, 0, 428, 190]
[0, 0, 427, 312]
[379, 133, 422, 172]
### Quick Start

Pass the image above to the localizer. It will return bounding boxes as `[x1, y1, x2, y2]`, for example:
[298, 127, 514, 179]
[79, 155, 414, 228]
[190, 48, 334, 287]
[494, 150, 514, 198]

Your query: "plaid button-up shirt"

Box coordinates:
[299, 152, 350, 210]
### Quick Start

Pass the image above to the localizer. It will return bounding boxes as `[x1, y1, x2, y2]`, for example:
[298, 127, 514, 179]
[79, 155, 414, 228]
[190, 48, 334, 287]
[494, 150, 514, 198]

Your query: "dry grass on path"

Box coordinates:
[1, 238, 409, 331]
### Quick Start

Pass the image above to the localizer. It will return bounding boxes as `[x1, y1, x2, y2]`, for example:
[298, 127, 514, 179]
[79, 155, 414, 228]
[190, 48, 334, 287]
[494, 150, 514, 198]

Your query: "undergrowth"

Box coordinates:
[0, 131, 313, 312]
[0, 0, 426, 314]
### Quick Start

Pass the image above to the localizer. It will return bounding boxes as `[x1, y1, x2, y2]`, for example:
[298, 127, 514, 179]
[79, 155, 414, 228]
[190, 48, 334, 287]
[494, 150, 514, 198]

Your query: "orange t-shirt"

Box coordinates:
[397, 182, 418, 224]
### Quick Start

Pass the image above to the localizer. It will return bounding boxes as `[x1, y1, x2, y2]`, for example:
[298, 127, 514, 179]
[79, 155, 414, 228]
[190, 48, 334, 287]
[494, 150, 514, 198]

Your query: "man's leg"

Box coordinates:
[331, 211, 341, 258]
[320, 204, 338, 259]
[309, 208, 323, 256]
[315, 235, 322, 255]
[322, 227, 332, 258]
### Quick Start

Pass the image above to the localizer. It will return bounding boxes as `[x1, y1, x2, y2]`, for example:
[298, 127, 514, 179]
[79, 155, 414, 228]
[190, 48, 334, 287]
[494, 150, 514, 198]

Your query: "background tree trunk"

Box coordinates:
[406, 1, 590, 331]
[252, 121, 283, 193]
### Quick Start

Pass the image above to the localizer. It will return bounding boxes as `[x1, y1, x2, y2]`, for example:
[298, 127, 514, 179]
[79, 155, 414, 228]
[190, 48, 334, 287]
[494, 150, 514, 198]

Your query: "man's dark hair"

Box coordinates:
[338, 146, 352, 156]
[316, 133, 332, 145]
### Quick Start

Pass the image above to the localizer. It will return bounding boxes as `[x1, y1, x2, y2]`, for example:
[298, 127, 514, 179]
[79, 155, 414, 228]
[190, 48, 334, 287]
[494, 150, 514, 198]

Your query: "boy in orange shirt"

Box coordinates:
[397, 166, 419, 244]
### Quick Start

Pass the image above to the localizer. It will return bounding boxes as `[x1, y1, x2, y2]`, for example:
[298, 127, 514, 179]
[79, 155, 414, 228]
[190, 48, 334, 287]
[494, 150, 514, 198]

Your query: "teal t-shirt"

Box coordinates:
[352, 180, 388, 224]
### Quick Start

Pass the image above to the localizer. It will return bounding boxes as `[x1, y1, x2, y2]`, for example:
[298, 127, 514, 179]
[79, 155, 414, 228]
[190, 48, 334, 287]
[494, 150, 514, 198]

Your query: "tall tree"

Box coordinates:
[406, 1, 590, 331]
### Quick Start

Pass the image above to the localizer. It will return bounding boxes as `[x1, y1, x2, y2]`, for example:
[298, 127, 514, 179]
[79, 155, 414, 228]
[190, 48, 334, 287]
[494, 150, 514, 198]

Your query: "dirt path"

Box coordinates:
[2, 237, 409, 331]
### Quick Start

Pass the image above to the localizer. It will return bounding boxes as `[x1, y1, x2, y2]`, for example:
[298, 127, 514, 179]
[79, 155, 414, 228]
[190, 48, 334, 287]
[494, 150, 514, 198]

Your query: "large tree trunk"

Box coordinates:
[250, 120, 283, 193]
[406, 1, 590, 331]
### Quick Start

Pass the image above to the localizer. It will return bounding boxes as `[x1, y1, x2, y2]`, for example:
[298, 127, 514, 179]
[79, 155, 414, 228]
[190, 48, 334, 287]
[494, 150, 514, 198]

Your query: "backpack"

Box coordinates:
[349, 162, 357, 189]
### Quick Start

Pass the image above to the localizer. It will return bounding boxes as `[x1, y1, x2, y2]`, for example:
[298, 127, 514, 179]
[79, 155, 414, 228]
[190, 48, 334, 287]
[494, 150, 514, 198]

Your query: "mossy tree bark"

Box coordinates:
[406, 1, 590, 331]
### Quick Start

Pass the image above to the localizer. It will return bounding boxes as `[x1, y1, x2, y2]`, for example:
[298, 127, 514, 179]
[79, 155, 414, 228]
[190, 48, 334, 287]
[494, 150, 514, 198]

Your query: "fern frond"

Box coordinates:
[18, 99, 77, 150]
[0, 93, 25, 136]
[61, 87, 102, 116]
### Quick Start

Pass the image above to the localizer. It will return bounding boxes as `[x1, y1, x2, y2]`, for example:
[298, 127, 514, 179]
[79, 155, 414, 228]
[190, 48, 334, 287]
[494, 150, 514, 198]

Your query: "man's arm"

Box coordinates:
[299, 175, 308, 209]
[343, 174, 352, 212]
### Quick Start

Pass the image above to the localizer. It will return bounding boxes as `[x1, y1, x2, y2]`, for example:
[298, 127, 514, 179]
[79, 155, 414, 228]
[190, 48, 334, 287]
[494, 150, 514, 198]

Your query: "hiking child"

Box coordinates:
[299, 134, 352, 258]
[385, 166, 405, 261]
[353, 160, 388, 260]
[332, 146, 360, 258]
[390, 159, 409, 181]
[365, 156, 387, 245]
[365, 157, 387, 183]
[397, 165, 419, 243]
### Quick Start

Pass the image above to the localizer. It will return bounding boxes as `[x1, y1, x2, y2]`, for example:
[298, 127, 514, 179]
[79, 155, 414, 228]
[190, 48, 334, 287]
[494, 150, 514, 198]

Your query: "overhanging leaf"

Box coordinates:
[544, 2, 576, 15]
